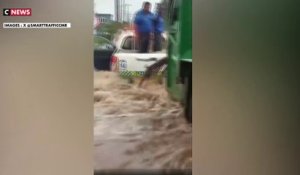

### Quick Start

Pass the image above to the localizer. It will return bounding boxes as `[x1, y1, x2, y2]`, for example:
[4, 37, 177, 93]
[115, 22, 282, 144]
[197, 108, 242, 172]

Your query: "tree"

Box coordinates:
[97, 21, 129, 40]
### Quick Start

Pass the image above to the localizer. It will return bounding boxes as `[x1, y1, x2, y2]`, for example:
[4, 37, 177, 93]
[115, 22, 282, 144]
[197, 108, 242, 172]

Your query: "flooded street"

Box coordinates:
[94, 71, 192, 170]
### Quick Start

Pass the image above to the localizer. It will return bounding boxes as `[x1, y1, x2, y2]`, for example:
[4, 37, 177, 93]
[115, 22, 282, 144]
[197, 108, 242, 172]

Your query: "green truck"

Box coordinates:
[164, 0, 192, 123]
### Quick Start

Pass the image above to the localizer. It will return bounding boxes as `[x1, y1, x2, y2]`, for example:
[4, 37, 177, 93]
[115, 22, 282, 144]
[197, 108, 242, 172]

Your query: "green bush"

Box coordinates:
[97, 22, 129, 40]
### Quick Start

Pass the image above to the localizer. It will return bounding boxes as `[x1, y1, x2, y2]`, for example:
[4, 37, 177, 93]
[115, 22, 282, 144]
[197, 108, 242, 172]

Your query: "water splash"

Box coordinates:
[94, 71, 192, 170]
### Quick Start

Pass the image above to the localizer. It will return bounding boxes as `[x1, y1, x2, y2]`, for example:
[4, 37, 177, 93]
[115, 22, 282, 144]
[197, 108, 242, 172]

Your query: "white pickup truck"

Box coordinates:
[111, 30, 167, 77]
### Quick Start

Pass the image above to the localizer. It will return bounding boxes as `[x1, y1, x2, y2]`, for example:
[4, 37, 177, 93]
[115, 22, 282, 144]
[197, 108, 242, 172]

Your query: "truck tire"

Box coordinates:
[184, 72, 192, 123]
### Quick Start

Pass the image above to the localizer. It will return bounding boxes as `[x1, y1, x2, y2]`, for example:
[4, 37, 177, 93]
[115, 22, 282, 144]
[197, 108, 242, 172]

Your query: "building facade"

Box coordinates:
[94, 13, 113, 35]
[95, 13, 113, 24]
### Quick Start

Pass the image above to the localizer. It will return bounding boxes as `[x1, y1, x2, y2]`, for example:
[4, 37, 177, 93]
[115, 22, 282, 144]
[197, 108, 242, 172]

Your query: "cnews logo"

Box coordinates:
[3, 8, 32, 16]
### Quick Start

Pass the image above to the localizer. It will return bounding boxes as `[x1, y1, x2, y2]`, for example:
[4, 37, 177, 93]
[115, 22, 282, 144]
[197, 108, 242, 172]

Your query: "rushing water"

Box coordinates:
[94, 71, 192, 170]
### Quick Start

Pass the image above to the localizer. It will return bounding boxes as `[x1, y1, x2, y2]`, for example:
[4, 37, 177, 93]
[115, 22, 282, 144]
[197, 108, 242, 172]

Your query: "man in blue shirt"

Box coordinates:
[153, 7, 164, 52]
[134, 2, 154, 53]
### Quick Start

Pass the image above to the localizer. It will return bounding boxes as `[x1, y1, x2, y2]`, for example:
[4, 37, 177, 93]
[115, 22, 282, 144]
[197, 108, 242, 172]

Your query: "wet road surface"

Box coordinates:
[94, 71, 192, 170]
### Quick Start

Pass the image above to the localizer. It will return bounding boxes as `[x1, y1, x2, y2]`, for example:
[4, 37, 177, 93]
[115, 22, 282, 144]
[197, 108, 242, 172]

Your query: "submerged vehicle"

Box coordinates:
[110, 0, 192, 123]
[94, 36, 115, 71]
[111, 29, 168, 77]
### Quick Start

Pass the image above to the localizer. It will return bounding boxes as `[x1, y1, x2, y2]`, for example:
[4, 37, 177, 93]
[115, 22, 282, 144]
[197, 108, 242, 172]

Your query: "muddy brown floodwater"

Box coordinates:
[94, 71, 192, 170]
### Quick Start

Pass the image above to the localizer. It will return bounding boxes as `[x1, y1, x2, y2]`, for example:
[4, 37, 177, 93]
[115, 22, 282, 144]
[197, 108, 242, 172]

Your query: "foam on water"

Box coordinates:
[94, 71, 192, 170]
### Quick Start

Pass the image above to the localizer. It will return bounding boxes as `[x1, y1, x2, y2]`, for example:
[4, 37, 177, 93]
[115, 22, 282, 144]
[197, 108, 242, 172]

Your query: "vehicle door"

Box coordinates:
[114, 35, 167, 73]
[94, 36, 115, 70]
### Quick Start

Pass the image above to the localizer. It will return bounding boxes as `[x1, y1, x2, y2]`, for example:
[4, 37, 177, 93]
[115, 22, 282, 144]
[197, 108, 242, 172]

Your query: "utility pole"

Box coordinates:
[117, 0, 122, 22]
[119, 0, 122, 22]
[115, 0, 119, 22]
[122, 4, 131, 23]
[120, 0, 124, 22]
[122, 0, 125, 22]
[117, 0, 131, 23]
[127, 4, 131, 23]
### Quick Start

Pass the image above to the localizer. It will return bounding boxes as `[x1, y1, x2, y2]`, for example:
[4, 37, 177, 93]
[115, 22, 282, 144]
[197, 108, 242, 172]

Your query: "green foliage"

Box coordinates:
[94, 36, 109, 49]
[97, 21, 129, 40]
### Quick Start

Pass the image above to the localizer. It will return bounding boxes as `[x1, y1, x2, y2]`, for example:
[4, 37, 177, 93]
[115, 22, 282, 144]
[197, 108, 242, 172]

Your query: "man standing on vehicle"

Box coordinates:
[153, 6, 164, 52]
[134, 2, 154, 53]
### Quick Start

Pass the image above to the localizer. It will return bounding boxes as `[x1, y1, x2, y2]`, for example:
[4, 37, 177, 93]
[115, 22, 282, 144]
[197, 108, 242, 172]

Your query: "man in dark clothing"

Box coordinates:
[134, 2, 155, 53]
[153, 7, 164, 52]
